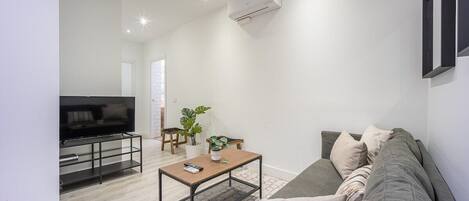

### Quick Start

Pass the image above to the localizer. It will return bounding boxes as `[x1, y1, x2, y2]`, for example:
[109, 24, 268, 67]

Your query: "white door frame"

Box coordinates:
[150, 59, 167, 138]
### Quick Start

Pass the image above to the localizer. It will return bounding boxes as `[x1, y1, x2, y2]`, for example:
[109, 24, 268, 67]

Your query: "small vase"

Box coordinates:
[211, 150, 222, 161]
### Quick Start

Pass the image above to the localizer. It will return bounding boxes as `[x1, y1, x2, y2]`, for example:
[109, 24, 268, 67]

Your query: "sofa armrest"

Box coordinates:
[321, 131, 362, 159]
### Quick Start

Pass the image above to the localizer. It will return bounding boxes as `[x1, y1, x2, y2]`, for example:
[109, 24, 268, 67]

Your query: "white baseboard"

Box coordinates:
[244, 162, 298, 181]
[262, 163, 298, 181]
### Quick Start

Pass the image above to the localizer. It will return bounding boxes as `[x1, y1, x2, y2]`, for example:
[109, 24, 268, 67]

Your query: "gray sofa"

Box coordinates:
[270, 128, 455, 201]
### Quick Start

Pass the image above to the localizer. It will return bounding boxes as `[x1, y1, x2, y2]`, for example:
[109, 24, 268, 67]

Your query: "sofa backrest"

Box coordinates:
[416, 140, 456, 201]
[363, 130, 435, 201]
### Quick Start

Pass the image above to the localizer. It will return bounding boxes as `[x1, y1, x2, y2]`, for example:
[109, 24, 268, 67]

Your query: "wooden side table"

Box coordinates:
[161, 128, 187, 154]
[206, 136, 244, 153]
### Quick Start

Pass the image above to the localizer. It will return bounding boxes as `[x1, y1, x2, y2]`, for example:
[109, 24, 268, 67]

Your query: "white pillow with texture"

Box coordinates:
[336, 165, 373, 201]
[263, 194, 347, 201]
[330, 131, 368, 179]
[360, 125, 393, 164]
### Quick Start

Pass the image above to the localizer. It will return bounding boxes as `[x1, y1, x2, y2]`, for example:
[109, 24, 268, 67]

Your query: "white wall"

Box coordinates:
[143, 34, 213, 139]
[427, 57, 469, 201]
[122, 40, 145, 135]
[144, 0, 428, 176]
[59, 0, 123, 174]
[60, 0, 121, 96]
[0, 0, 59, 200]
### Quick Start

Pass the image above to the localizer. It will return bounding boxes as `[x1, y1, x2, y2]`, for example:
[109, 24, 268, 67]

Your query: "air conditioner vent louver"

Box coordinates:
[228, 0, 282, 23]
[234, 6, 269, 21]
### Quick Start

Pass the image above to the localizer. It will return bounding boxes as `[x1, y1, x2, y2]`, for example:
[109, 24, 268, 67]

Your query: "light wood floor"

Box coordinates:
[60, 139, 288, 201]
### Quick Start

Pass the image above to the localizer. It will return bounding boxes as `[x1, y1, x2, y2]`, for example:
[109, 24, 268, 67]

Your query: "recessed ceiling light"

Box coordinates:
[139, 17, 149, 26]
[126, 29, 131, 34]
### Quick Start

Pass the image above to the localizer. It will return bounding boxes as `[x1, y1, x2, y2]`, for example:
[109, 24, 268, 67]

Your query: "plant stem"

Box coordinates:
[190, 136, 196, 146]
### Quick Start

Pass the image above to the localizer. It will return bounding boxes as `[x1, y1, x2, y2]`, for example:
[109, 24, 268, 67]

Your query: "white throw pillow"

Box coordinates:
[360, 125, 393, 164]
[330, 131, 368, 179]
[263, 194, 347, 201]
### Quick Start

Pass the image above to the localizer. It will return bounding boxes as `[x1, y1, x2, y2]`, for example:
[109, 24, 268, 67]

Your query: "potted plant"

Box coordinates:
[208, 136, 228, 161]
[178, 106, 211, 159]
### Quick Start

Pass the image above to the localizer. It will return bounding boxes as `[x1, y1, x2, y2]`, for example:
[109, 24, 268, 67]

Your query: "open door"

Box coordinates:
[150, 60, 166, 138]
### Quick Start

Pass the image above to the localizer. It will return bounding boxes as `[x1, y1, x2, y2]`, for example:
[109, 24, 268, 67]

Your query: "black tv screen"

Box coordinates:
[60, 96, 135, 141]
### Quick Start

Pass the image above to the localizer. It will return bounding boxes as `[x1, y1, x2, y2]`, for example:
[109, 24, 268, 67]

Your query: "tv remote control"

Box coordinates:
[184, 166, 200, 174]
[184, 163, 203, 171]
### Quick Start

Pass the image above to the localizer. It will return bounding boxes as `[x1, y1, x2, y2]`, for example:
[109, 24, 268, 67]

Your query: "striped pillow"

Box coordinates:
[335, 165, 373, 201]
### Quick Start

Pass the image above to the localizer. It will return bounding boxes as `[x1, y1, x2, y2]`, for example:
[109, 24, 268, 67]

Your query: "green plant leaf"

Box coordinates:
[209, 136, 218, 141]
[190, 123, 202, 135]
[180, 117, 195, 131]
[194, 106, 211, 115]
[220, 137, 228, 144]
[208, 136, 229, 151]
[182, 108, 195, 118]
[177, 130, 187, 136]
[178, 106, 210, 144]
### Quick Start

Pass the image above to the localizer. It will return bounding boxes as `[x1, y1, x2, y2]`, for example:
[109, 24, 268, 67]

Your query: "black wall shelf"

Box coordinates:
[422, 0, 456, 78]
[60, 133, 143, 187]
[458, 0, 469, 57]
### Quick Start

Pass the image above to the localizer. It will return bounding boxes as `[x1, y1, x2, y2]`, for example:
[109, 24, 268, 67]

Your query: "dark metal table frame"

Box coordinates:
[60, 133, 143, 186]
[159, 156, 262, 201]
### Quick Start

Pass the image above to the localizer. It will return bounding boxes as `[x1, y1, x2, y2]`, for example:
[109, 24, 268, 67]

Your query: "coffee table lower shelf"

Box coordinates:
[179, 177, 259, 201]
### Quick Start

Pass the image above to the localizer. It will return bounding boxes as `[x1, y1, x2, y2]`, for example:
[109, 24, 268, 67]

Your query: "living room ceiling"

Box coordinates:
[122, 0, 227, 42]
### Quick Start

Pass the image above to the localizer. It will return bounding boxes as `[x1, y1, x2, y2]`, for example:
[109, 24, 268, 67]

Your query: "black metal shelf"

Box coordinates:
[59, 133, 143, 187]
[60, 146, 141, 167]
[61, 160, 141, 186]
[60, 133, 141, 148]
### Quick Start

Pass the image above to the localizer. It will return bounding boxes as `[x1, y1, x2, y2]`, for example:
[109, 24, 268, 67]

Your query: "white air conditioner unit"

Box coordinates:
[228, 0, 282, 23]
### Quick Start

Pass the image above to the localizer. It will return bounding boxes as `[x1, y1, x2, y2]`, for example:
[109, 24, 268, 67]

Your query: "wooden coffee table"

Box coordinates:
[159, 149, 262, 201]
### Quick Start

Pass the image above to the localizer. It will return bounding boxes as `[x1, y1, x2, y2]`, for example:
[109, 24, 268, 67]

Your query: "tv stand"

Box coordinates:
[59, 133, 143, 187]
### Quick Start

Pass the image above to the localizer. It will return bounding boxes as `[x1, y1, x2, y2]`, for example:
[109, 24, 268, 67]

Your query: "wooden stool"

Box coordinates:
[206, 136, 244, 153]
[161, 128, 187, 154]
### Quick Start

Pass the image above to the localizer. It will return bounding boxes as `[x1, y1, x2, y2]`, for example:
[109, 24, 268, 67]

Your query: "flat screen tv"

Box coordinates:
[60, 96, 135, 141]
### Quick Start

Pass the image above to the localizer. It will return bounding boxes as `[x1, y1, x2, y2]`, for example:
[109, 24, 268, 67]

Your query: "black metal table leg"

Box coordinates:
[91, 143, 94, 170]
[190, 185, 197, 201]
[130, 137, 133, 162]
[140, 136, 143, 173]
[259, 156, 263, 199]
[229, 171, 232, 187]
[159, 170, 162, 201]
[99, 142, 102, 184]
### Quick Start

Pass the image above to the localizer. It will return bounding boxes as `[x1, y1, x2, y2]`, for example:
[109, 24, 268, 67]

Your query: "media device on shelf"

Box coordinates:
[60, 96, 135, 142]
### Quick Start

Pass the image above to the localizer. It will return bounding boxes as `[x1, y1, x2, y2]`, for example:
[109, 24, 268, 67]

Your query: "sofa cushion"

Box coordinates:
[270, 159, 343, 199]
[392, 128, 423, 164]
[363, 133, 435, 201]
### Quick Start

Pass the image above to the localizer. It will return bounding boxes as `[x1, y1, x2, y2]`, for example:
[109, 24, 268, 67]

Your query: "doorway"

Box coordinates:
[150, 60, 166, 138]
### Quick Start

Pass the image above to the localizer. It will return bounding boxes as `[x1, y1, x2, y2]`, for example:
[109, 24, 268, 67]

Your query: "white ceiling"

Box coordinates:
[122, 0, 227, 42]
